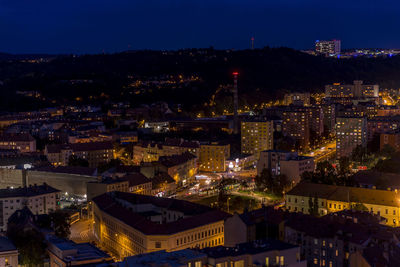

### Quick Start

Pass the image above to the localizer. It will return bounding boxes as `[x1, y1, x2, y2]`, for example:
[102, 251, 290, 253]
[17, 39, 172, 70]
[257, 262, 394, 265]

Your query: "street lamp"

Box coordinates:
[227, 197, 231, 213]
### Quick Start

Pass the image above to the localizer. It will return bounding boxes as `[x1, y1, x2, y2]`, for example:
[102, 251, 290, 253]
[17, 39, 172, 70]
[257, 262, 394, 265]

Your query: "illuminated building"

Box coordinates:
[257, 150, 315, 184]
[325, 80, 379, 99]
[47, 236, 112, 267]
[335, 116, 367, 159]
[158, 152, 198, 186]
[0, 183, 60, 232]
[87, 178, 130, 201]
[0, 133, 36, 153]
[315, 39, 341, 56]
[367, 115, 400, 141]
[45, 141, 114, 168]
[0, 237, 18, 267]
[132, 141, 164, 164]
[380, 131, 400, 152]
[284, 92, 311, 106]
[119, 249, 207, 267]
[199, 142, 230, 172]
[322, 103, 336, 133]
[124, 173, 152, 195]
[92, 192, 229, 260]
[282, 110, 309, 150]
[162, 138, 200, 158]
[285, 182, 400, 226]
[132, 139, 200, 165]
[241, 120, 274, 158]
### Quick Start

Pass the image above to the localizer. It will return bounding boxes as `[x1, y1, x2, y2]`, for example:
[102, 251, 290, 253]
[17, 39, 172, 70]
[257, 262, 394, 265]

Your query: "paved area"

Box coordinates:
[70, 219, 95, 243]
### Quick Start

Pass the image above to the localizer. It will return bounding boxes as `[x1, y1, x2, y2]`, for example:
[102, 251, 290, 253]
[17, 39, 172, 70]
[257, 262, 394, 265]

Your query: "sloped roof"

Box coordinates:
[287, 182, 400, 207]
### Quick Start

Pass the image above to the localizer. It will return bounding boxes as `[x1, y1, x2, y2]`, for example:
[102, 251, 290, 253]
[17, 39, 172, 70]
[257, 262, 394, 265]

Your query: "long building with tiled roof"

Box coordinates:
[45, 141, 114, 168]
[285, 182, 400, 226]
[92, 191, 230, 260]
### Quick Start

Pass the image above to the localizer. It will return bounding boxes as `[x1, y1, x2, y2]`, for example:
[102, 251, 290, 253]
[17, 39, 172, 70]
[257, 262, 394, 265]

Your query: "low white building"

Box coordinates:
[0, 183, 60, 232]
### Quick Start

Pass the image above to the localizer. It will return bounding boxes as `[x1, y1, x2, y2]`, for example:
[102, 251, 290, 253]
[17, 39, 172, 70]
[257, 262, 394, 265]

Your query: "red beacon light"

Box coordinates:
[232, 72, 239, 75]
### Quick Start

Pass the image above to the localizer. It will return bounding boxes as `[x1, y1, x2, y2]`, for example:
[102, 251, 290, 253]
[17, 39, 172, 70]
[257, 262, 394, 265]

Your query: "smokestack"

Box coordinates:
[233, 72, 239, 134]
[251, 37, 255, 50]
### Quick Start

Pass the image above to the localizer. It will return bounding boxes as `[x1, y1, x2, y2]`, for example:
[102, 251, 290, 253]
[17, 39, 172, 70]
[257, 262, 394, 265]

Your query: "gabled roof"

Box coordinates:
[123, 173, 151, 187]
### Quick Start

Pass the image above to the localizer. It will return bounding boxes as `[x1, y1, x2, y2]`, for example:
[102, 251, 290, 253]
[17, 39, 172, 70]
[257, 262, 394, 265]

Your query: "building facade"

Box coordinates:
[257, 150, 314, 184]
[45, 142, 114, 168]
[315, 40, 341, 55]
[0, 183, 60, 232]
[241, 120, 274, 158]
[285, 182, 400, 226]
[92, 192, 229, 260]
[335, 116, 367, 159]
[325, 80, 379, 99]
[0, 134, 36, 153]
[158, 152, 198, 186]
[199, 143, 230, 172]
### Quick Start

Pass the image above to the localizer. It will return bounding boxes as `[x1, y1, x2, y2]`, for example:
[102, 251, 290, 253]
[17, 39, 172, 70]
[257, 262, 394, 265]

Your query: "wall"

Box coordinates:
[26, 171, 98, 196]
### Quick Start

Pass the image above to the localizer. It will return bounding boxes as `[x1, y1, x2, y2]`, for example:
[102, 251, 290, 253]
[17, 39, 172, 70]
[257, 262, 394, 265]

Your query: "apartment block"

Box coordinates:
[158, 152, 198, 186]
[0, 183, 60, 231]
[241, 120, 274, 158]
[257, 150, 314, 184]
[45, 141, 114, 168]
[335, 116, 367, 159]
[199, 143, 230, 172]
[0, 134, 36, 153]
[325, 80, 379, 99]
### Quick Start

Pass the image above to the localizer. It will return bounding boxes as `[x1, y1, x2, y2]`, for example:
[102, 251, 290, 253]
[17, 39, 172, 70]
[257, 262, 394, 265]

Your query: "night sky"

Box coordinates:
[0, 0, 399, 54]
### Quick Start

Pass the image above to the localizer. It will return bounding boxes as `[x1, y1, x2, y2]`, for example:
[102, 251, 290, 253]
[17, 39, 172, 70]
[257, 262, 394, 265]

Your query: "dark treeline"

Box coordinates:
[1, 47, 400, 112]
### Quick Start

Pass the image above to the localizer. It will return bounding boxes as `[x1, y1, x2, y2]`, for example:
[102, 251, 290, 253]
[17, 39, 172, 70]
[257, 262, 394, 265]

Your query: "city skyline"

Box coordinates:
[1, 0, 400, 54]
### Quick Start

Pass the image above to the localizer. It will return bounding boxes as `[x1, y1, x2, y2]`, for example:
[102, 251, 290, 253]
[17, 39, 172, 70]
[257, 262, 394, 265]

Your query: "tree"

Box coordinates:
[50, 210, 71, 238]
[380, 144, 396, 158]
[254, 168, 274, 192]
[308, 195, 319, 216]
[351, 145, 367, 163]
[68, 155, 89, 167]
[338, 157, 351, 177]
[351, 203, 368, 212]
[7, 229, 46, 265]
[276, 174, 290, 194]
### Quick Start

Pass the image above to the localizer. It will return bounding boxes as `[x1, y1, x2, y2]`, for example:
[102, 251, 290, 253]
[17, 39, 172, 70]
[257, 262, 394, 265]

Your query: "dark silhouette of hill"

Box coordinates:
[0, 47, 400, 112]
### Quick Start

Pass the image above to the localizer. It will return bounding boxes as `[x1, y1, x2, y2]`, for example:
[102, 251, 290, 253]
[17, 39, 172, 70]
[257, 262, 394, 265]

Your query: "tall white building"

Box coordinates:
[0, 183, 60, 232]
[315, 40, 341, 56]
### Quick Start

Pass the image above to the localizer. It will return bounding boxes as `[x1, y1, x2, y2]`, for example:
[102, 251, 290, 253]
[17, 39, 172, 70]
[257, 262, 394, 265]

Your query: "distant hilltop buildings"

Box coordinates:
[304, 39, 400, 58]
[315, 39, 341, 56]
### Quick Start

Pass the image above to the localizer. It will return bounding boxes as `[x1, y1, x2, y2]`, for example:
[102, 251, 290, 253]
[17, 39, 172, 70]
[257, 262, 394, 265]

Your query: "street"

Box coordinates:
[70, 219, 95, 243]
